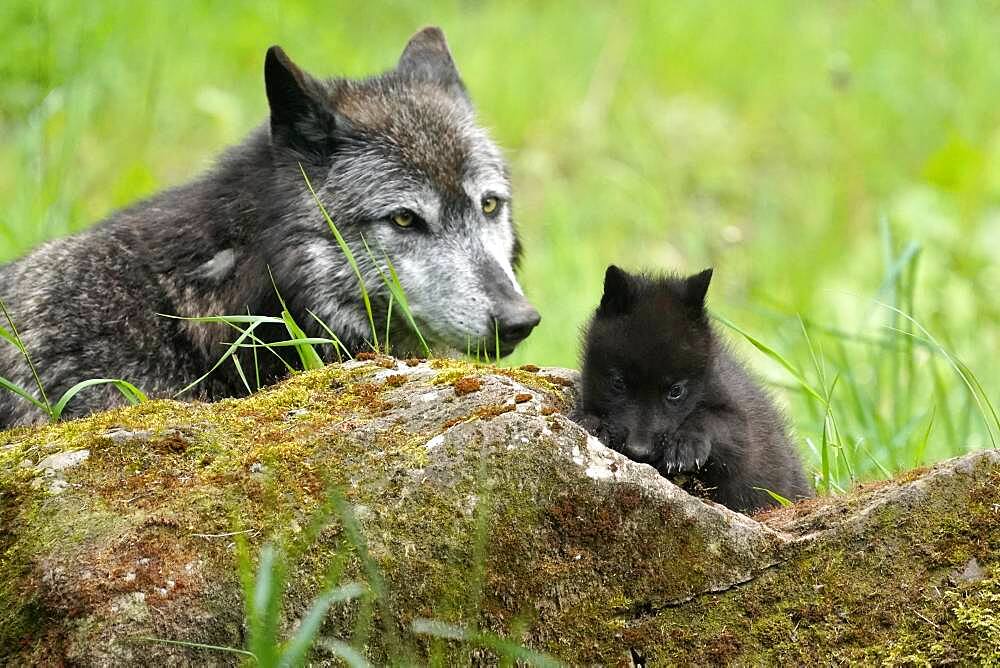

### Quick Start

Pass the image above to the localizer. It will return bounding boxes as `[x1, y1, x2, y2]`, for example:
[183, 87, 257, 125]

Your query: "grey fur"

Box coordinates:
[0, 27, 540, 427]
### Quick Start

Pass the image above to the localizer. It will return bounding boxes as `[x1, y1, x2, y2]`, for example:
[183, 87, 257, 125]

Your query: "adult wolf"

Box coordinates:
[0, 27, 540, 427]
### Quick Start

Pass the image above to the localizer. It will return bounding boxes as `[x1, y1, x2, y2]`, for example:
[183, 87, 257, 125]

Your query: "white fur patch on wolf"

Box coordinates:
[299, 240, 377, 342]
[463, 175, 522, 296]
[196, 249, 236, 282]
[478, 212, 523, 296]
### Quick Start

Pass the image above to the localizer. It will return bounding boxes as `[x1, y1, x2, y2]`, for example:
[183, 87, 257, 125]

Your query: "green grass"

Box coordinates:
[2, 0, 998, 486]
[1, 297, 148, 421]
[143, 485, 560, 666]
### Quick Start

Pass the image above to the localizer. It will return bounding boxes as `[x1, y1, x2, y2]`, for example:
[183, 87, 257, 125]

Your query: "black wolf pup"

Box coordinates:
[575, 266, 812, 513]
[0, 28, 540, 428]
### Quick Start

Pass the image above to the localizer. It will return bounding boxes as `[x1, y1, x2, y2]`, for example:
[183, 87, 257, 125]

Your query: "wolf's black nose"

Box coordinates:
[495, 303, 541, 347]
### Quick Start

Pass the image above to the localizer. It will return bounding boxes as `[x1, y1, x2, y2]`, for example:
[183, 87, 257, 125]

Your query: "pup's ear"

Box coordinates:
[684, 268, 713, 308]
[597, 265, 633, 317]
[264, 46, 337, 157]
[396, 27, 469, 102]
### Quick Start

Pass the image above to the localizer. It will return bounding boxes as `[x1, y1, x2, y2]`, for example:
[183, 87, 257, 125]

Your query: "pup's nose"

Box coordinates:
[494, 303, 541, 347]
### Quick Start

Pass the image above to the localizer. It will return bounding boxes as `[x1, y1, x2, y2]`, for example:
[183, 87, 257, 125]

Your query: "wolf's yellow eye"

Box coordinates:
[392, 211, 414, 228]
[481, 196, 500, 217]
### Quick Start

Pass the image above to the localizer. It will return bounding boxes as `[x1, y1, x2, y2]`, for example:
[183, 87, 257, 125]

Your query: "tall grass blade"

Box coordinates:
[820, 401, 833, 495]
[359, 234, 431, 356]
[316, 639, 372, 668]
[232, 338, 336, 350]
[139, 637, 256, 659]
[299, 164, 379, 349]
[165, 316, 268, 397]
[384, 293, 394, 355]
[51, 378, 147, 420]
[269, 267, 325, 371]
[411, 619, 562, 667]
[753, 487, 793, 507]
[330, 489, 402, 654]
[278, 583, 366, 668]
[249, 307, 261, 391]
[1, 298, 51, 413]
[307, 309, 350, 362]
[714, 313, 824, 403]
[879, 303, 998, 448]
[247, 543, 283, 667]
[231, 355, 253, 395]
[0, 375, 48, 411]
[913, 406, 936, 467]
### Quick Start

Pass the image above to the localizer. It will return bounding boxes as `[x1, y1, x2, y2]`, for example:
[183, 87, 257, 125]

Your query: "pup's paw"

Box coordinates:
[657, 431, 711, 476]
[575, 413, 626, 451]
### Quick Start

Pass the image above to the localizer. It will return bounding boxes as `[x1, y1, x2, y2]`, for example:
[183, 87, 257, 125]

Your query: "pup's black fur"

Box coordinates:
[574, 266, 813, 513]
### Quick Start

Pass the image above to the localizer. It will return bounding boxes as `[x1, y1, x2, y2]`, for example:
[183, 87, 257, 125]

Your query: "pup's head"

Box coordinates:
[580, 266, 715, 463]
[263, 28, 539, 356]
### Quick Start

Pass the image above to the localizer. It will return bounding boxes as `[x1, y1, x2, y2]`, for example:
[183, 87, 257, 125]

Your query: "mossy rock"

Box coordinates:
[1, 358, 997, 665]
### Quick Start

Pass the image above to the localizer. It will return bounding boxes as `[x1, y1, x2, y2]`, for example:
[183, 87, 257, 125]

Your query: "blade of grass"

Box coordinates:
[231, 338, 338, 349]
[384, 293, 394, 356]
[217, 320, 298, 374]
[316, 639, 372, 668]
[853, 436, 893, 478]
[912, 406, 935, 467]
[380, 247, 430, 356]
[411, 619, 562, 667]
[330, 489, 402, 654]
[248, 543, 283, 667]
[820, 398, 833, 495]
[248, 307, 261, 391]
[1, 298, 51, 413]
[358, 235, 430, 356]
[753, 487, 793, 507]
[231, 355, 252, 395]
[714, 313, 825, 404]
[168, 318, 266, 397]
[139, 637, 256, 659]
[300, 164, 379, 349]
[278, 583, 366, 668]
[879, 303, 998, 448]
[269, 267, 325, 371]
[307, 309, 351, 362]
[0, 375, 48, 411]
[51, 379, 147, 420]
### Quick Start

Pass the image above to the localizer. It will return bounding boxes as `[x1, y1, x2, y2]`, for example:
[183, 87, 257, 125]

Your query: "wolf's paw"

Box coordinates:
[656, 431, 711, 476]
[575, 413, 627, 451]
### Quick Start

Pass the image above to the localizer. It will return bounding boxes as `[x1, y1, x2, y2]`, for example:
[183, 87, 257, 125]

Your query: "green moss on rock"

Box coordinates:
[1, 358, 997, 664]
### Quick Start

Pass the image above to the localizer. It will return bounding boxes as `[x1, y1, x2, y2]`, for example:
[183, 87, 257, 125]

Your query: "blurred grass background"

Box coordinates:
[2, 0, 998, 487]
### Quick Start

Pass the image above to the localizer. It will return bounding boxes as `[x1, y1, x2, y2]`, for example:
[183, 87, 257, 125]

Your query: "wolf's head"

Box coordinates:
[261, 28, 539, 357]
[580, 266, 715, 463]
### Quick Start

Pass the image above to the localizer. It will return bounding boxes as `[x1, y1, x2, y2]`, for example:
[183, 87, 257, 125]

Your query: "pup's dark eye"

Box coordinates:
[481, 196, 500, 217]
[666, 383, 687, 401]
[390, 209, 417, 229]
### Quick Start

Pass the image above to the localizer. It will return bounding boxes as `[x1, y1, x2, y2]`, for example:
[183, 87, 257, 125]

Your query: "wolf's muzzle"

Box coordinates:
[494, 301, 541, 350]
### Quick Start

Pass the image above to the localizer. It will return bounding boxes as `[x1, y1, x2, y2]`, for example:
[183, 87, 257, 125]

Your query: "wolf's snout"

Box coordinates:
[494, 302, 541, 348]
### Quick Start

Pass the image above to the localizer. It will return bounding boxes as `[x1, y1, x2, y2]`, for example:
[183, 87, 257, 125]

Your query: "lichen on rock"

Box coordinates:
[0, 358, 997, 665]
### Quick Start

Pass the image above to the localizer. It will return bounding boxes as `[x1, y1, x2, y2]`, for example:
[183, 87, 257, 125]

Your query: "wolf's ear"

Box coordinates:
[396, 27, 469, 102]
[264, 46, 337, 157]
[598, 265, 633, 317]
[684, 268, 713, 308]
